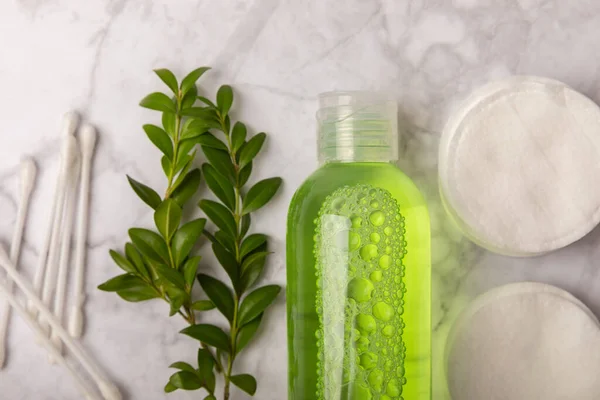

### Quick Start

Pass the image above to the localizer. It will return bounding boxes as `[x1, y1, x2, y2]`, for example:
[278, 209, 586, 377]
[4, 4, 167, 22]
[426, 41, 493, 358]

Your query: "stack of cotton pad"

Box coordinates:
[439, 76, 600, 256]
[446, 282, 600, 400]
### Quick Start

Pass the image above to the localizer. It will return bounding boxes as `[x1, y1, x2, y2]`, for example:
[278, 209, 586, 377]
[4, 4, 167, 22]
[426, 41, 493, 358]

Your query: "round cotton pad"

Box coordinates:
[446, 282, 600, 400]
[439, 76, 600, 256]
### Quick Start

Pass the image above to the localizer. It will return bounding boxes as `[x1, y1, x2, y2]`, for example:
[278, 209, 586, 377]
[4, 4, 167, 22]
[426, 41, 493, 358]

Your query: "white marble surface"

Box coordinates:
[2, 0, 600, 399]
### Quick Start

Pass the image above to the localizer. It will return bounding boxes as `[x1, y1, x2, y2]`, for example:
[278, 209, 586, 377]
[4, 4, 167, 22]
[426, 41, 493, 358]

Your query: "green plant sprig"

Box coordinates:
[98, 67, 282, 399]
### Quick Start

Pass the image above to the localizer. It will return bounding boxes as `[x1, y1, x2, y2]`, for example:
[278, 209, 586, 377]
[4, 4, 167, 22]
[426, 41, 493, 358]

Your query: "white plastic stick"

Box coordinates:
[69, 123, 97, 338]
[38, 135, 79, 335]
[50, 153, 81, 360]
[29, 112, 79, 316]
[0, 277, 101, 400]
[0, 158, 37, 368]
[0, 246, 121, 400]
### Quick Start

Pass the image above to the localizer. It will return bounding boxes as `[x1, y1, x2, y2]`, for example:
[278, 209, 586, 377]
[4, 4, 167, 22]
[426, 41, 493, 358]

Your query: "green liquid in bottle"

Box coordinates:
[287, 92, 431, 399]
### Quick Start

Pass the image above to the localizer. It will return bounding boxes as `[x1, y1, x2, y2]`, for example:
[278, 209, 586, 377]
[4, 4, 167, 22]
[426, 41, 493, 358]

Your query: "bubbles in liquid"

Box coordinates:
[370, 270, 383, 282]
[370, 200, 380, 208]
[352, 216, 363, 228]
[370, 232, 381, 243]
[368, 369, 384, 392]
[373, 302, 394, 322]
[387, 379, 401, 397]
[356, 314, 376, 334]
[360, 352, 378, 370]
[383, 325, 395, 337]
[360, 244, 378, 261]
[379, 255, 391, 269]
[370, 211, 385, 226]
[348, 278, 375, 303]
[352, 382, 372, 400]
[349, 232, 361, 251]
[384, 226, 393, 236]
[357, 336, 370, 352]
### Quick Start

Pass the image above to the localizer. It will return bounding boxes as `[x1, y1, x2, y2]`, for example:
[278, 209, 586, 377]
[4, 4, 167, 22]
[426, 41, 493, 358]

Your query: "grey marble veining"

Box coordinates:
[1, 0, 600, 399]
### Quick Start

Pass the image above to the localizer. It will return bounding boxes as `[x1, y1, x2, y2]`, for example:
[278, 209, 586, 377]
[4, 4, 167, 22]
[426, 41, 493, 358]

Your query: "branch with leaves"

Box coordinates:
[98, 67, 282, 400]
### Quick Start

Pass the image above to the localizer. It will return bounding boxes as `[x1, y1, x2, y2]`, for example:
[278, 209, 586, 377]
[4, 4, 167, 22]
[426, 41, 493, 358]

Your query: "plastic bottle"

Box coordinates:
[287, 92, 431, 399]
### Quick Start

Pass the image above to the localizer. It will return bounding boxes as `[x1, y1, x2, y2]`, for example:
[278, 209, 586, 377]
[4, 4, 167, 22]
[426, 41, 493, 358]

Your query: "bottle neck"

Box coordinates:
[317, 91, 398, 165]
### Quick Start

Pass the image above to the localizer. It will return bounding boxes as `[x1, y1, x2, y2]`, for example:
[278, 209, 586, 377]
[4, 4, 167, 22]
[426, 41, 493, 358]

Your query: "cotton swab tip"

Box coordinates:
[80, 124, 97, 156]
[19, 157, 37, 197]
[61, 111, 80, 137]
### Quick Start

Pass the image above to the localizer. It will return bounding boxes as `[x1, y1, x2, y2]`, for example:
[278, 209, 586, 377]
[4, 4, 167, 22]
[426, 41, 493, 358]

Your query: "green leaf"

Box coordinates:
[240, 234, 268, 259]
[216, 85, 233, 116]
[230, 374, 257, 395]
[204, 396, 216, 400]
[154, 199, 182, 241]
[162, 111, 176, 138]
[238, 132, 266, 170]
[191, 300, 215, 311]
[171, 168, 201, 207]
[240, 252, 269, 292]
[197, 96, 216, 108]
[129, 228, 171, 265]
[127, 175, 161, 209]
[125, 243, 150, 280]
[169, 361, 196, 372]
[242, 177, 282, 215]
[202, 164, 236, 211]
[140, 92, 176, 113]
[167, 289, 187, 316]
[238, 285, 281, 326]
[109, 250, 137, 274]
[177, 137, 198, 159]
[223, 115, 231, 134]
[197, 348, 215, 378]
[199, 200, 237, 239]
[181, 119, 209, 140]
[180, 67, 210, 96]
[171, 218, 206, 267]
[231, 122, 247, 154]
[238, 163, 252, 187]
[180, 324, 230, 352]
[164, 382, 177, 393]
[174, 153, 193, 176]
[197, 133, 228, 151]
[212, 242, 239, 286]
[240, 214, 251, 238]
[181, 107, 221, 129]
[236, 314, 262, 353]
[98, 274, 141, 292]
[197, 274, 235, 322]
[143, 124, 173, 160]
[215, 231, 236, 255]
[155, 264, 186, 290]
[201, 146, 235, 182]
[98, 274, 159, 302]
[161, 155, 171, 177]
[182, 256, 201, 287]
[154, 69, 179, 94]
[169, 370, 203, 391]
[182, 84, 198, 110]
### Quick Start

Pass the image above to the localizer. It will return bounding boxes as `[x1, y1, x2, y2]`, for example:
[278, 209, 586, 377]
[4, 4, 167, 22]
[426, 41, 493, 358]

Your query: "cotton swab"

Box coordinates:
[29, 111, 79, 316]
[0, 246, 122, 400]
[0, 158, 37, 368]
[38, 135, 79, 335]
[0, 275, 102, 400]
[69, 123, 97, 338]
[49, 153, 81, 361]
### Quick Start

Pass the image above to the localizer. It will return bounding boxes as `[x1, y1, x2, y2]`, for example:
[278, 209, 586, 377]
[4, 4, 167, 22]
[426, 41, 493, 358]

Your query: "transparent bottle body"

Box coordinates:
[287, 161, 431, 400]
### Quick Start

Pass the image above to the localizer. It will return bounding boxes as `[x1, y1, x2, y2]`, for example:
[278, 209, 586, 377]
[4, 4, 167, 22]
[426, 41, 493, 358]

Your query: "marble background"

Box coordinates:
[1, 0, 600, 399]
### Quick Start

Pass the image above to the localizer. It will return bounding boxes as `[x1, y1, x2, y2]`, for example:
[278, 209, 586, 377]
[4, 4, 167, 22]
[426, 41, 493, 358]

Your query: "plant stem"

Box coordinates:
[219, 114, 244, 400]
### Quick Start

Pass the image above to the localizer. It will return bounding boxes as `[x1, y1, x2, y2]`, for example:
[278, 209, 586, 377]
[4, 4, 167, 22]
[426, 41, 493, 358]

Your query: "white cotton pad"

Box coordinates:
[439, 76, 600, 256]
[446, 282, 600, 400]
